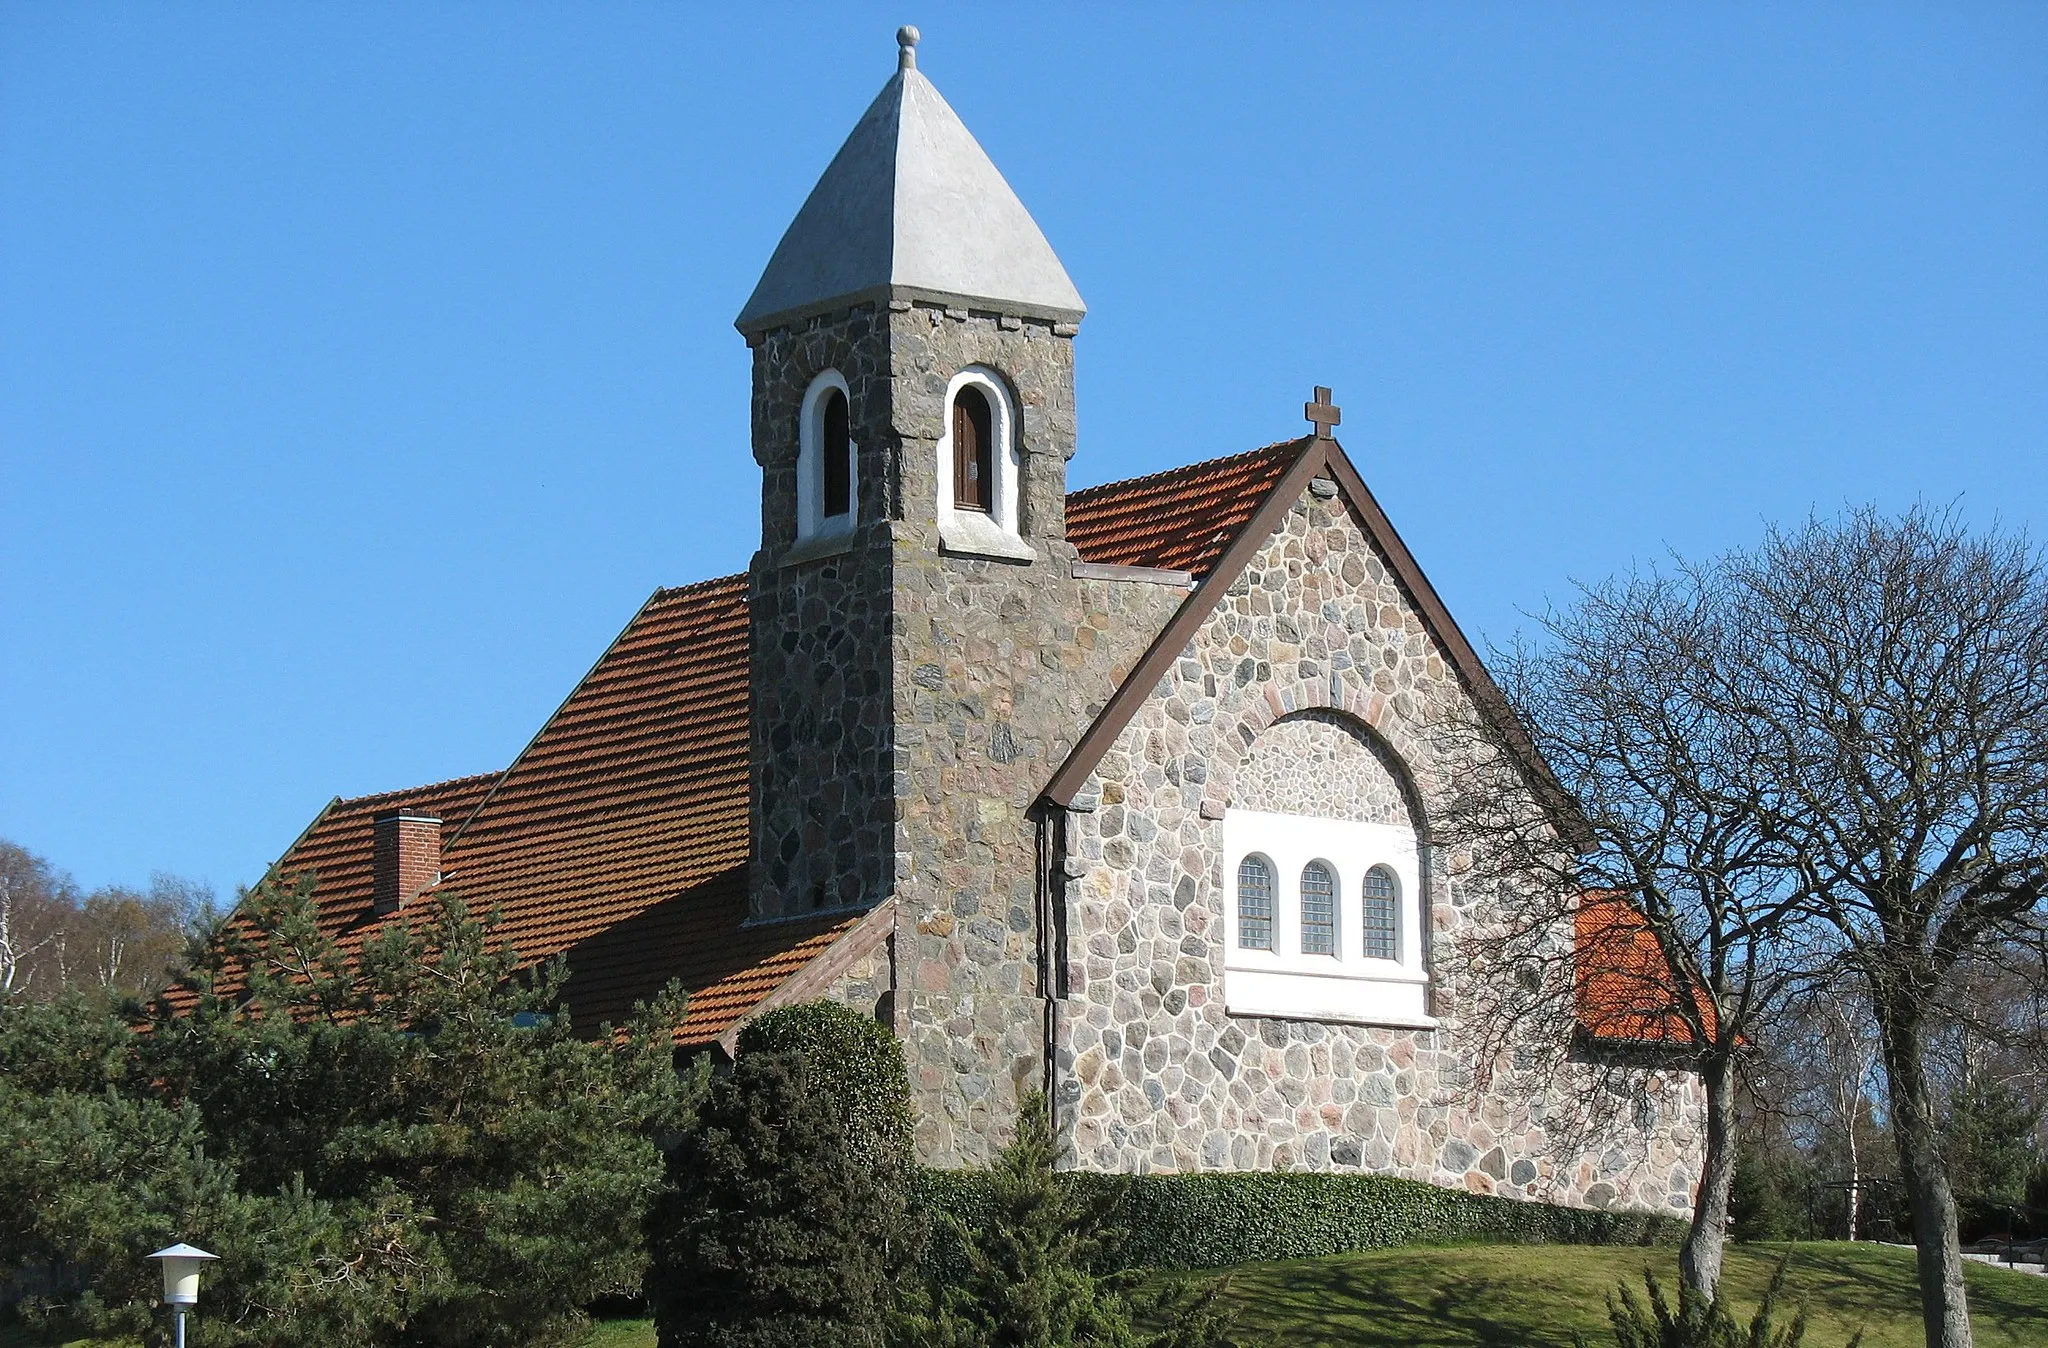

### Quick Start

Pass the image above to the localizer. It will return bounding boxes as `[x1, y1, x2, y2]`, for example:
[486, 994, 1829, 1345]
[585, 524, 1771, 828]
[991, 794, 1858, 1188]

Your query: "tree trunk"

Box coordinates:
[1876, 991, 1974, 1348]
[1679, 1051, 1738, 1300]
[1846, 1111, 1861, 1242]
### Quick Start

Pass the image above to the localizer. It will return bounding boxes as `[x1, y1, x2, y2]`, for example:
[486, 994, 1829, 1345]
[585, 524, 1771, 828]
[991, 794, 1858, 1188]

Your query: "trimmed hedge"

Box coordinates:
[913, 1167, 1682, 1272]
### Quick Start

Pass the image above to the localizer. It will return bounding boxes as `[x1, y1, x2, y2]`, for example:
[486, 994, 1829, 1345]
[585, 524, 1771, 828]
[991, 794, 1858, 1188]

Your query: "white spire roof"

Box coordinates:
[735, 31, 1085, 336]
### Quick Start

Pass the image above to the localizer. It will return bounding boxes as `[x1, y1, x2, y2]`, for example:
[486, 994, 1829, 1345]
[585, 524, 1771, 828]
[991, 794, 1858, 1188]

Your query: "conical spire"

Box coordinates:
[735, 28, 1085, 336]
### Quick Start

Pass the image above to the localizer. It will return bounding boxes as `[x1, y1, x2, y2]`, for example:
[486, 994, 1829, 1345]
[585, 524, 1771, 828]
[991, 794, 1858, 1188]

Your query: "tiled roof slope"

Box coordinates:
[1575, 892, 1720, 1046]
[180, 577, 855, 1044]
[406, 574, 855, 1044]
[1065, 440, 1304, 577]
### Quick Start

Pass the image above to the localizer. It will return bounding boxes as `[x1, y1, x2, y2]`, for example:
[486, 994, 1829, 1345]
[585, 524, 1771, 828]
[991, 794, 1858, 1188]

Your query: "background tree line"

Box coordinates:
[0, 838, 215, 1000]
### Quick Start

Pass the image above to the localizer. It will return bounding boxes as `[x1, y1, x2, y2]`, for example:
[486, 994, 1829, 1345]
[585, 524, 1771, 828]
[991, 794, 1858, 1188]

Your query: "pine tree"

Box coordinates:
[0, 875, 695, 1347]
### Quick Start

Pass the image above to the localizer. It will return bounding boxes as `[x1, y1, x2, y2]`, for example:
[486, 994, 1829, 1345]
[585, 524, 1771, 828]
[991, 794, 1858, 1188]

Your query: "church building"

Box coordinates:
[233, 30, 1703, 1213]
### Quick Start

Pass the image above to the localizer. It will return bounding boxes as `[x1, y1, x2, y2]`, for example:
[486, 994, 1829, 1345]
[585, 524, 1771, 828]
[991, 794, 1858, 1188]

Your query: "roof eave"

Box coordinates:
[735, 282, 1086, 340]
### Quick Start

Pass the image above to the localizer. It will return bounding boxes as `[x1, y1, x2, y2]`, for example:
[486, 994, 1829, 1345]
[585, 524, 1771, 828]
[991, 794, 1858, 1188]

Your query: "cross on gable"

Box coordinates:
[1304, 386, 1341, 439]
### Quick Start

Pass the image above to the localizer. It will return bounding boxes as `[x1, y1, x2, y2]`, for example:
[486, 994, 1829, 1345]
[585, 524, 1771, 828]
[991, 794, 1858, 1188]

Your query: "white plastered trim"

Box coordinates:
[935, 365, 1030, 561]
[1221, 807, 1435, 1027]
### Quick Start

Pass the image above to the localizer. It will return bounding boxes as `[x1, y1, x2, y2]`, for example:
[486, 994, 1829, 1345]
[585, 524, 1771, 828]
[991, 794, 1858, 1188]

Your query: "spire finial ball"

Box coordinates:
[898, 25, 920, 69]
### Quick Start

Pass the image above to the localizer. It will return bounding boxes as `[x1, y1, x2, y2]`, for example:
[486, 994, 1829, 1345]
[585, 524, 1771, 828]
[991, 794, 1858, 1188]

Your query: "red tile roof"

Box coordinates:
[1575, 891, 1719, 1047]
[1066, 440, 1305, 577]
[179, 578, 851, 1045]
[193, 445, 1334, 1046]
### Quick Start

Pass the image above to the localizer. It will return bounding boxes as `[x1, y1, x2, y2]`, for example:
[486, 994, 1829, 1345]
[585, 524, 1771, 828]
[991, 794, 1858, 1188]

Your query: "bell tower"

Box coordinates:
[738, 28, 1091, 1161]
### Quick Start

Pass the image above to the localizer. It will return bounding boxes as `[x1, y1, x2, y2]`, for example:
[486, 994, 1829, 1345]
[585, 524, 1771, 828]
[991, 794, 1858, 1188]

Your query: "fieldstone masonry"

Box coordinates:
[1232, 710, 1415, 828]
[1054, 483, 1704, 1211]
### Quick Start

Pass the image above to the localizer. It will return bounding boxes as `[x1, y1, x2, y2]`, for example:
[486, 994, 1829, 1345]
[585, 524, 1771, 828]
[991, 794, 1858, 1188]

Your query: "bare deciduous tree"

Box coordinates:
[1724, 507, 2048, 1348]
[1437, 563, 1812, 1301]
[0, 840, 75, 998]
[0, 840, 215, 1002]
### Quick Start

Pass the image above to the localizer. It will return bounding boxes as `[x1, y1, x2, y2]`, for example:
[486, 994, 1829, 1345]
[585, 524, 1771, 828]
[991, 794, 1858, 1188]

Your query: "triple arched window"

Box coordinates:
[1233, 856, 1402, 960]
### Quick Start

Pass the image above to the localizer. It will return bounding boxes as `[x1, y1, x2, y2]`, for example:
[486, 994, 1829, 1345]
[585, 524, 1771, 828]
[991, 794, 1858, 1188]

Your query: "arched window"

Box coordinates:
[821, 387, 851, 521]
[1236, 854, 1274, 951]
[1300, 861, 1337, 955]
[1363, 866, 1399, 960]
[952, 384, 994, 513]
[797, 370, 855, 542]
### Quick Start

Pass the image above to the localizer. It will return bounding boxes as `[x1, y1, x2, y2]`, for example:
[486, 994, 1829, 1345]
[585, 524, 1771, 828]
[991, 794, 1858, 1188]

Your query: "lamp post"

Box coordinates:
[148, 1243, 218, 1348]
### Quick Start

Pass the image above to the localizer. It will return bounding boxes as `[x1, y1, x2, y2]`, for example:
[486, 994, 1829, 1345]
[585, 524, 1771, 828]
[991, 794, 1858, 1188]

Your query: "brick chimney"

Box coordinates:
[372, 810, 442, 916]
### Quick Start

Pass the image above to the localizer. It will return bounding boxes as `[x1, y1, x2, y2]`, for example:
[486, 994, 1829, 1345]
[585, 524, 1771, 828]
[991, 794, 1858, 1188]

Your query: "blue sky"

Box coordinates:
[3, 4, 2043, 897]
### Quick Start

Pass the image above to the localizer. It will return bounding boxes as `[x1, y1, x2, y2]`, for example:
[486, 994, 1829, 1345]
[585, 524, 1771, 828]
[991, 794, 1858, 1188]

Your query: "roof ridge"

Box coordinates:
[651, 572, 749, 603]
[333, 769, 504, 812]
[1065, 438, 1307, 505]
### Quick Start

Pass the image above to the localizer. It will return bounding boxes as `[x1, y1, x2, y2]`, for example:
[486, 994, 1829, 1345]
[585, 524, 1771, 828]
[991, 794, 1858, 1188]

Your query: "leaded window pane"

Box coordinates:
[1300, 861, 1336, 955]
[1236, 855, 1273, 950]
[1364, 866, 1399, 960]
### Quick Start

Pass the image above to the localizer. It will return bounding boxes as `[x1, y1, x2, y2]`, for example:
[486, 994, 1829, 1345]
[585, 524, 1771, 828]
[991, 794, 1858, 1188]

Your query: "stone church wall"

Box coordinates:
[883, 306, 1193, 1166]
[1056, 480, 1703, 1213]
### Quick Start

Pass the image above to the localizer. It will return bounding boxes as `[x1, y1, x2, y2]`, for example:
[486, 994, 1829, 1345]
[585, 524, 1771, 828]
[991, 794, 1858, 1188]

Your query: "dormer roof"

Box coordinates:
[735, 38, 1085, 336]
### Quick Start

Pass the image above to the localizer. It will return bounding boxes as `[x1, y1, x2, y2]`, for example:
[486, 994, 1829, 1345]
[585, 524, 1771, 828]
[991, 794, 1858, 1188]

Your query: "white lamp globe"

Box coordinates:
[148, 1244, 218, 1306]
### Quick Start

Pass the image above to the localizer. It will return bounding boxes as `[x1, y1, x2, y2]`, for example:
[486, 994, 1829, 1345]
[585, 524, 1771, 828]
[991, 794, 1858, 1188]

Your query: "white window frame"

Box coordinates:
[935, 366, 1032, 561]
[1221, 807, 1433, 1027]
[797, 369, 855, 543]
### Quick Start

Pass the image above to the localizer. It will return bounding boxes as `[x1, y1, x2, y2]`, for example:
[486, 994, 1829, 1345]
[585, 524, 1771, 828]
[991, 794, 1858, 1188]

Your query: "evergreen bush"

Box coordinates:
[1574, 1255, 1863, 1348]
[647, 1002, 919, 1348]
[0, 876, 696, 1348]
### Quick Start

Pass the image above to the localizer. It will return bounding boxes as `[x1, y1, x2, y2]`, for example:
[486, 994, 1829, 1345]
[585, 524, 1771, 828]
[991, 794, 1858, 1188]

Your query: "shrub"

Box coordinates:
[1575, 1255, 1863, 1348]
[736, 1001, 915, 1170]
[898, 1094, 1243, 1348]
[648, 1002, 919, 1348]
[915, 1166, 1681, 1274]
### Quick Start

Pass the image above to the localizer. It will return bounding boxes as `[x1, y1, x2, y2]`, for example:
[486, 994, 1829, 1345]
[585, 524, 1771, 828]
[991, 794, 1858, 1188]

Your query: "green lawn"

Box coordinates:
[579, 1243, 2048, 1348]
[1186, 1242, 2048, 1348]
[11, 1243, 2044, 1347]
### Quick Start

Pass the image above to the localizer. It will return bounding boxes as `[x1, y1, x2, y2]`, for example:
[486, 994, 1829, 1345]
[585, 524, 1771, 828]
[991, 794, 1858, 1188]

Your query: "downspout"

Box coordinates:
[1034, 802, 1072, 1152]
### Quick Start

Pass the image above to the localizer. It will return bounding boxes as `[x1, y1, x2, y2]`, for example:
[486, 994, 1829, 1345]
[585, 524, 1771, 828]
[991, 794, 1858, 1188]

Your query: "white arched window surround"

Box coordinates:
[796, 369, 855, 543]
[1221, 808, 1432, 1028]
[935, 366, 1033, 561]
